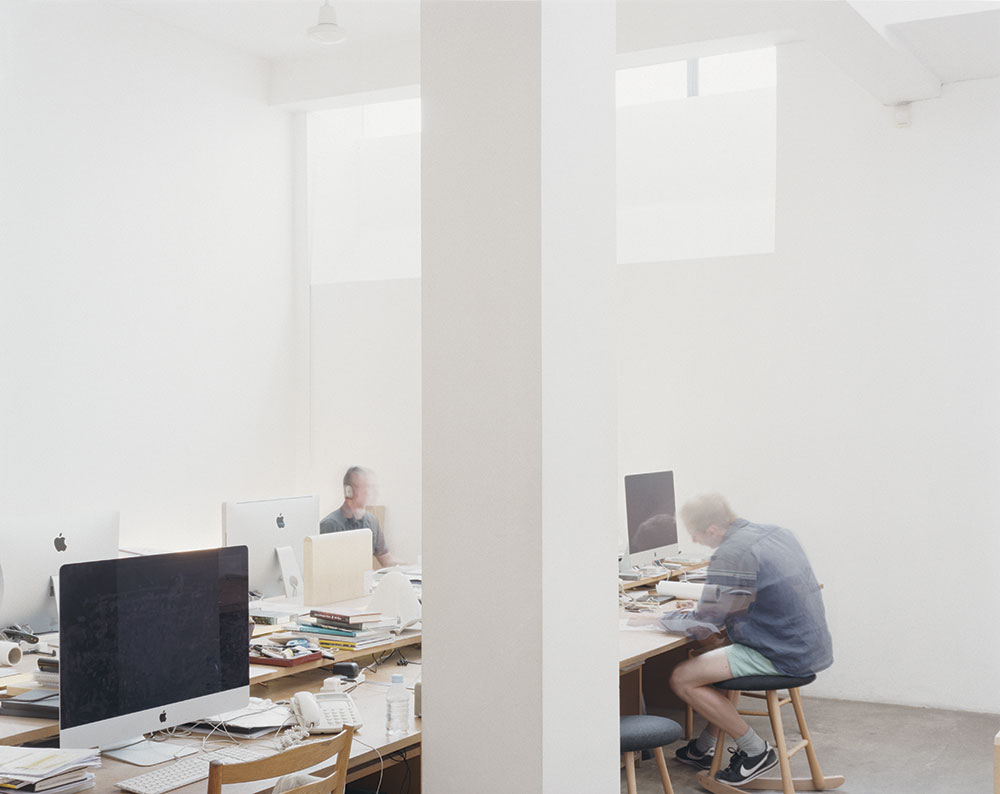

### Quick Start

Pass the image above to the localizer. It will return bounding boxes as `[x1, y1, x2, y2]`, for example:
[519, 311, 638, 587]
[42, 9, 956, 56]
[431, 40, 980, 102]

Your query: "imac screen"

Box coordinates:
[624, 470, 678, 559]
[59, 546, 249, 746]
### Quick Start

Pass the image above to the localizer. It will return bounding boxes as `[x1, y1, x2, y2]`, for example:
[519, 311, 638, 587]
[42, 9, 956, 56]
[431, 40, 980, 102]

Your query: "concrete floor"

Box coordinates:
[622, 697, 999, 794]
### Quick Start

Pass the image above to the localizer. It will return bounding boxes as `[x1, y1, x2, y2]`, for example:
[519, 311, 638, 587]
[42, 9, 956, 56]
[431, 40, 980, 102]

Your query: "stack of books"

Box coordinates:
[0, 746, 99, 793]
[294, 608, 396, 651]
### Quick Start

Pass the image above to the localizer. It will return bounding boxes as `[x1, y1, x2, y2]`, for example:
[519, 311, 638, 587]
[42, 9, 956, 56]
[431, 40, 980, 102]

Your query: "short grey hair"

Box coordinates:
[343, 466, 370, 489]
[680, 493, 737, 533]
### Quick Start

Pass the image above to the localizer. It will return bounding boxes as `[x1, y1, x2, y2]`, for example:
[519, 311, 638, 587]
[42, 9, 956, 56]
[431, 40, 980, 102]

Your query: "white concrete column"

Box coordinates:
[421, 2, 618, 792]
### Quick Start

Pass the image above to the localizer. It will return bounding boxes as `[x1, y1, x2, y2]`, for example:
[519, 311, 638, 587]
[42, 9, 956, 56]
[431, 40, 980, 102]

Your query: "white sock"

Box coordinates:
[735, 727, 768, 758]
[694, 728, 716, 754]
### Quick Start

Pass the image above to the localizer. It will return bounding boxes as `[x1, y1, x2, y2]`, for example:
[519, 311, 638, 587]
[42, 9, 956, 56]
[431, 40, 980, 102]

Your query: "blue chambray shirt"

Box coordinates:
[660, 519, 833, 676]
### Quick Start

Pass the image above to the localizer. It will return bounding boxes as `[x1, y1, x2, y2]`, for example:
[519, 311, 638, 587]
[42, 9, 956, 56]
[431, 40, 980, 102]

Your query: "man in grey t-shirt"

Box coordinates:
[320, 466, 399, 567]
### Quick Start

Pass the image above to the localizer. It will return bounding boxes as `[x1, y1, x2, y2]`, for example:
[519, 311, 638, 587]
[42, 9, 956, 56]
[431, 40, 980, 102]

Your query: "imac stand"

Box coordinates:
[103, 738, 198, 766]
[275, 546, 303, 599]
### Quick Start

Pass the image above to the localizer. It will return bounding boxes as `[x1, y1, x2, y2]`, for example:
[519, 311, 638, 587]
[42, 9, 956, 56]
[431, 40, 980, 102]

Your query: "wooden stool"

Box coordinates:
[620, 715, 683, 794]
[696, 674, 845, 794]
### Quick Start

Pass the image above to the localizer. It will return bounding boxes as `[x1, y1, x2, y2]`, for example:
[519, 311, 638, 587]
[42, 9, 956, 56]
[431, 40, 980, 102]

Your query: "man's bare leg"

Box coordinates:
[669, 647, 748, 739]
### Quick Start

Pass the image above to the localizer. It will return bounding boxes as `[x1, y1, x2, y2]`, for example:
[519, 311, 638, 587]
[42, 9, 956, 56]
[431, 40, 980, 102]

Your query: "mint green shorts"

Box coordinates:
[724, 643, 780, 677]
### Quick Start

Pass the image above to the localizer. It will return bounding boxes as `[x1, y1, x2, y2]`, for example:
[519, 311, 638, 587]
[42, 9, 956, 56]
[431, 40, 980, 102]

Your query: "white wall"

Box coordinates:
[307, 280, 422, 562]
[0, 2, 299, 551]
[618, 42, 1000, 712]
[617, 86, 776, 263]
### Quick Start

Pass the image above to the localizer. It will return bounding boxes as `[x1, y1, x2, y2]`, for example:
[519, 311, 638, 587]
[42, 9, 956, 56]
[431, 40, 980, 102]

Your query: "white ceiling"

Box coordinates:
[107, 0, 1000, 103]
[888, 8, 1000, 84]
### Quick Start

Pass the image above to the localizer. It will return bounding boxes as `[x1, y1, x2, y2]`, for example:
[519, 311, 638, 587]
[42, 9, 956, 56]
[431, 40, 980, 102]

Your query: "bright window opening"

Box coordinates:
[308, 98, 422, 285]
[617, 48, 777, 264]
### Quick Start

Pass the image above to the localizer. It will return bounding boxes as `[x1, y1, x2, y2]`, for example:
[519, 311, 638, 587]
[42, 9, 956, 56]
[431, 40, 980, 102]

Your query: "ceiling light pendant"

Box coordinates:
[308, 1, 346, 44]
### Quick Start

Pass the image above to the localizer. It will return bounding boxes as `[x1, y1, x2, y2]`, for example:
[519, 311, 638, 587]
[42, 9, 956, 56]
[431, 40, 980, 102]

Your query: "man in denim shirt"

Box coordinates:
[660, 494, 833, 786]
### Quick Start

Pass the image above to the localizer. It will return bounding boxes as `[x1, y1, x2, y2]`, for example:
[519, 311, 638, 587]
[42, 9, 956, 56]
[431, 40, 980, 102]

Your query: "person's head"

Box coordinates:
[343, 466, 375, 509]
[679, 493, 737, 549]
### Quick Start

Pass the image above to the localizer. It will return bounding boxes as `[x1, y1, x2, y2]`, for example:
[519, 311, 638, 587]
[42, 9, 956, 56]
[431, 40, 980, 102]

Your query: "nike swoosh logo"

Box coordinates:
[739, 755, 772, 777]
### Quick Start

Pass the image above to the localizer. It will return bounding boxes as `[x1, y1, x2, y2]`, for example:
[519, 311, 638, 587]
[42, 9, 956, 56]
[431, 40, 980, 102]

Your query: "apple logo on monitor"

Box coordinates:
[159, 710, 167, 723]
[276, 514, 285, 529]
[53, 534, 67, 552]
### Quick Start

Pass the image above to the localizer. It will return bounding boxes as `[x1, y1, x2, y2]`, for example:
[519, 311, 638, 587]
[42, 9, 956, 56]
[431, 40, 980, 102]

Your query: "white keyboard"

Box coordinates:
[116, 745, 274, 794]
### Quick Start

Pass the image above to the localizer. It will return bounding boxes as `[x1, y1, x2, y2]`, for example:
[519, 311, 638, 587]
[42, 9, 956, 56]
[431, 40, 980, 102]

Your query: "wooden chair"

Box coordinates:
[697, 675, 843, 794]
[206, 727, 354, 794]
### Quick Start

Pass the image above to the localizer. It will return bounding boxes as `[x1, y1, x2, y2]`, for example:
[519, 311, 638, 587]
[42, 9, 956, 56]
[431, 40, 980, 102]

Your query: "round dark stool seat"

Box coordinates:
[619, 714, 683, 753]
[620, 715, 682, 794]
[713, 673, 816, 691]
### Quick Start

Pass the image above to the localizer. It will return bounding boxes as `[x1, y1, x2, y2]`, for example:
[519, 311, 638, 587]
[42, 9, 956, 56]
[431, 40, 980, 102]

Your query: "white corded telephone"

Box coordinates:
[289, 691, 363, 733]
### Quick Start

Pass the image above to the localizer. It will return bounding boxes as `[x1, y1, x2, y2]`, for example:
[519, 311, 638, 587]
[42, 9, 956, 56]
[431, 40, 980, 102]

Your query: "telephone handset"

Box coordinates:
[289, 691, 363, 733]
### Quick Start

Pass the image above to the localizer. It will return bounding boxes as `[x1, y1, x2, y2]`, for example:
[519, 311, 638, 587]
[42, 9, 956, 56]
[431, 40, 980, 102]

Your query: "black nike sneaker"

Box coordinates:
[674, 739, 714, 771]
[715, 743, 778, 785]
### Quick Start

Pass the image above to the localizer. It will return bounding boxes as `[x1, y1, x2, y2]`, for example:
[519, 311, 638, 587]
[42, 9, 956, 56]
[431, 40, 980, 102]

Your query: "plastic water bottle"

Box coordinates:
[386, 673, 409, 736]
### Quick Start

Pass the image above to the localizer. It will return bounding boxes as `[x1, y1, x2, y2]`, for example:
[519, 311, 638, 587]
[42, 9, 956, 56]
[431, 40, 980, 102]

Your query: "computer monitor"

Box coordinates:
[222, 495, 319, 598]
[59, 546, 250, 761]
[303, 528, 372, 606]
[623, 470, 679, 569]
[0, 510, 120, 634]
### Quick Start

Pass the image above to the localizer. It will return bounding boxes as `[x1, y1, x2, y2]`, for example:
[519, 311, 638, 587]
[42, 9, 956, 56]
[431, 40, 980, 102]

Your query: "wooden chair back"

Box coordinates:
[366, 505, 386, 529]
[367, 504, 386, 568]
[206, 727, 353, 794]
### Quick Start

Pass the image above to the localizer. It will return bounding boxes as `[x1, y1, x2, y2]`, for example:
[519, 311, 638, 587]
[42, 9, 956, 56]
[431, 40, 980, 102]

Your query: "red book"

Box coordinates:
[310, 607, 381, 625]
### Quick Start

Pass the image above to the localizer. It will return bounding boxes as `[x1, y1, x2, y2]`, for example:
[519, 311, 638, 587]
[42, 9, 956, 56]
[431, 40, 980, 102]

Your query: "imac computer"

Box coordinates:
[0, 510, 120, 634]
[623, 470, 680, 571]
[222, 495, 319, 598]
[59, 546, 249, 763]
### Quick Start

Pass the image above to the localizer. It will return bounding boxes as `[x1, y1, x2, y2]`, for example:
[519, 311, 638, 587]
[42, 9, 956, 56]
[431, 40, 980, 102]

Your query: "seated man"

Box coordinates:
[661, 493, 832, 787]
[320, 466, 401, 567]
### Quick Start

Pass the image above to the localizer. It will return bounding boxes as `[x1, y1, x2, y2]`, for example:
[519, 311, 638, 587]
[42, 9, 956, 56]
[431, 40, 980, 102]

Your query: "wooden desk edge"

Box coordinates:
[0, 635, 422, 746]
[0, 721, 58, 746]
[618, 633, 689, 670]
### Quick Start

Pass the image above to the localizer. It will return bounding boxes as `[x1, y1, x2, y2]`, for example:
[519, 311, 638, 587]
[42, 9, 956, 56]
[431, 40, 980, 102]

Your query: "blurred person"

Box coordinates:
[661, 493, 832, 787]
[320, 466, 401, 567]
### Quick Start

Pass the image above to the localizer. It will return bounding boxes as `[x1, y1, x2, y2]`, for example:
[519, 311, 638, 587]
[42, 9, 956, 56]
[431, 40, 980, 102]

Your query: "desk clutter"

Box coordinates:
[249, 606, 398, 664]
[0, 496, 425, 794]
[619, 559, 710, 592]
[0, 746, 99, 793]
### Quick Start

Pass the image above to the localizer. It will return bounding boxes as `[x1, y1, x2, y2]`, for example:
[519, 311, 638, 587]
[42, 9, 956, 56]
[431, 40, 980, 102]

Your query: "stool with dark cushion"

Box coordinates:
[696, 674, 844, 794]
[620, 715, 682, 794]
